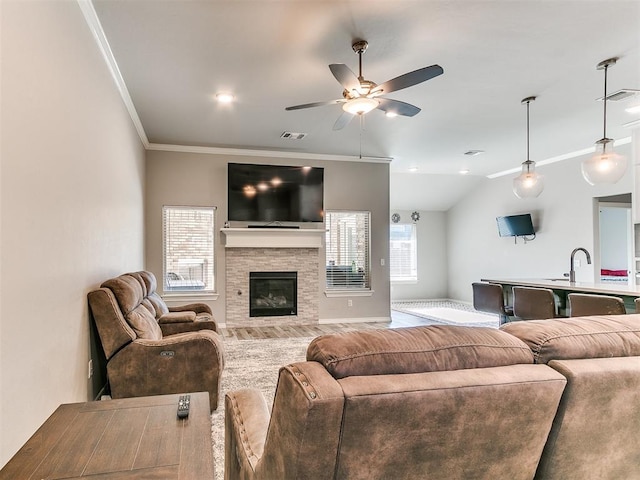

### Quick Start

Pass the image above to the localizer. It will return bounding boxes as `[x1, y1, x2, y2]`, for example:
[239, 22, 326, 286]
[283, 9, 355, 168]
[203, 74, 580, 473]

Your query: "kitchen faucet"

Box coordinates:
[568, 247, 592, 283]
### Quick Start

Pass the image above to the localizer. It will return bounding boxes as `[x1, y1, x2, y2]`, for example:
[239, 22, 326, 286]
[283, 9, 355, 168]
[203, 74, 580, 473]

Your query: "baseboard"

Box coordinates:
[392, 298, 471, 306]
[319, 316, 390, 324]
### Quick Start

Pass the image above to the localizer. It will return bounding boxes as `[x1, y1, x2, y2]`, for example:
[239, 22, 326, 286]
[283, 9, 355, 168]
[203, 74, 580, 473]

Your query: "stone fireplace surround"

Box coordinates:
[223, 228, 323, 328]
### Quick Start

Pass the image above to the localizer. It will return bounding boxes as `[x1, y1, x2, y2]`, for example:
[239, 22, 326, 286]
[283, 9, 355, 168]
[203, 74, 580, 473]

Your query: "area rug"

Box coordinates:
[211, 336, 313, 480]
[392, 300, 499, 328]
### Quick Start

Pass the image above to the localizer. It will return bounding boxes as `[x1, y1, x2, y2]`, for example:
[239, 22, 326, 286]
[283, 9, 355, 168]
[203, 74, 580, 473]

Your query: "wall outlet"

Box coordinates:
[348, 299, 353, 307]
[575, 259, 582, 267]
[88, 359, 93, 379]
[380, 258, 385, 266]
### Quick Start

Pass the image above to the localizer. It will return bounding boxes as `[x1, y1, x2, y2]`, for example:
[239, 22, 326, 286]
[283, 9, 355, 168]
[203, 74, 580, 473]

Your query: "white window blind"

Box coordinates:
[390, 223, 417, 282]
[325, 211, 371, 289]
[162, 206, 216, 293]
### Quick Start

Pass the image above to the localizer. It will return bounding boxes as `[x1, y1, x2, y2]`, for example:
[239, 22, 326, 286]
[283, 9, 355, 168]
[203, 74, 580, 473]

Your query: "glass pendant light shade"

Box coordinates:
[581, 138, 627, 185]
[582, 57, 627, 185]
[513, 96, 543, 198]
[342, 97, 379, 115]
[513, 160, 544, 198]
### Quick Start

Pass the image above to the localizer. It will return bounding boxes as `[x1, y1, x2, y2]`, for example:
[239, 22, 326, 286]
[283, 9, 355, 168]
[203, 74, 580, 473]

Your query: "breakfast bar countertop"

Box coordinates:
[480, 278, 640, 298]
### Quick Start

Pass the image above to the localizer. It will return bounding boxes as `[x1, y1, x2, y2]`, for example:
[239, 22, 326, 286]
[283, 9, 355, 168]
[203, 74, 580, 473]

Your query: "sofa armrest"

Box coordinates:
[169, 303, 213, 315]
[158, 311, 197, 323]
[107, 330, 225, 411]
[225, 389, 271, 479]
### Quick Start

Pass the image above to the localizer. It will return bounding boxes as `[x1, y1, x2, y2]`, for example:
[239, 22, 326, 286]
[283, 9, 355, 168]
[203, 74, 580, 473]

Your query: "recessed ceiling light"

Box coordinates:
[626, 104, 640, 114]
[408, 166, 418, 172]
[216, 92, 235, 103]
[385, 112, 398, 118]
[459, 169, 470, 175]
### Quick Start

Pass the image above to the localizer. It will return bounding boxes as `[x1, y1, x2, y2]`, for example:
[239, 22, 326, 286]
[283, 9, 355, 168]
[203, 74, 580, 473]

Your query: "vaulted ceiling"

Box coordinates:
[92, 0, 640, 210]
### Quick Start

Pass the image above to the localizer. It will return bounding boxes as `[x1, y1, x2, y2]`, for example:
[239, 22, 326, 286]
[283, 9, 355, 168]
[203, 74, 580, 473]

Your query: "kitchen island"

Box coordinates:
[481, 278, 640, 314]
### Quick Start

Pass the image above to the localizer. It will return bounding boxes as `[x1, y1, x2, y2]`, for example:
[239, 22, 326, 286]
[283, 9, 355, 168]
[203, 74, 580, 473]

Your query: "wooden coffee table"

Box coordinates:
[0, 392, 214, 479]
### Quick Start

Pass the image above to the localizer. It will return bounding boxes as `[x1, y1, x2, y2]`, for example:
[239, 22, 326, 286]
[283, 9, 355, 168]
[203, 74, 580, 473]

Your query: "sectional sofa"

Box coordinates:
[225, 315, 640, 479]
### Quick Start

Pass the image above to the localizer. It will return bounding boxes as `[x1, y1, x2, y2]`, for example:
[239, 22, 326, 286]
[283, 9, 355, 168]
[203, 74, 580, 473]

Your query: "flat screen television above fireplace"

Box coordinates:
[228, 163, 324, 223]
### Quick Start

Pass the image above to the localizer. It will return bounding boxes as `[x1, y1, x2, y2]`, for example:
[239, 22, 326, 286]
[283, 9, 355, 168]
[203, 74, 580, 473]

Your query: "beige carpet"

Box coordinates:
[211, 336, 313, 480]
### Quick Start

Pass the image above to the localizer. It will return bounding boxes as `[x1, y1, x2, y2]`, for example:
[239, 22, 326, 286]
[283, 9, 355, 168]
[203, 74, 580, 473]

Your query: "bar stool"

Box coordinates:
[568, 293, 626, 317]
[472, 282, 513, 325]
[512, 286, 557, 320]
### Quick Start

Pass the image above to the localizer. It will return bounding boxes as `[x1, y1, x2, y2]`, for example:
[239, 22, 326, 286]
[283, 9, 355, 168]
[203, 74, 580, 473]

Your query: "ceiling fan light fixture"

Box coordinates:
[342, 97, 379, 115]
[582, 57, 627, 185]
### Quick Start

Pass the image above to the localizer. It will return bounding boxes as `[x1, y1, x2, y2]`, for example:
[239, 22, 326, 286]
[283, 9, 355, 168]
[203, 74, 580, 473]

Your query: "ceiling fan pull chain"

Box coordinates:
[359, 115, 363, 159]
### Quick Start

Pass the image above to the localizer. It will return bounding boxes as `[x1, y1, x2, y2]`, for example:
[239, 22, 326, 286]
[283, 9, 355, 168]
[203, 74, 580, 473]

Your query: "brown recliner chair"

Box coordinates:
[225, 325, 566, 480]
[88, 271, 225, 411]
[126, 270, 218, 335]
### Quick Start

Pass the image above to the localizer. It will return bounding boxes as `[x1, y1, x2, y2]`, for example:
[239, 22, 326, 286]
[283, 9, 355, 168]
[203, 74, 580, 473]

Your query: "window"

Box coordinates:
[325, 211, 371, 289]
[163, 206, 216, 293]
[390, 223, 417, 282]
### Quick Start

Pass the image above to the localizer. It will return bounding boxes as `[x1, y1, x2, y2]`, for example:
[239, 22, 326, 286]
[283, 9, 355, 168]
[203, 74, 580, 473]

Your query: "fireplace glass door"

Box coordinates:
[249, 271, 297, 317]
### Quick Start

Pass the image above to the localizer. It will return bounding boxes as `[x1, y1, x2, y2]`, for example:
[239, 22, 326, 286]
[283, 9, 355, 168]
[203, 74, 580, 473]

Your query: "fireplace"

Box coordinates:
[249, 271, 297, 317]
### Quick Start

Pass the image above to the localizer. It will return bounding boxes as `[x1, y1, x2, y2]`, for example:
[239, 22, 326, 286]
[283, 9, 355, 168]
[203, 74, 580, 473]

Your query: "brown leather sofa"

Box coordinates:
[502, 314, 640, 480]
[225, 325, 567, 480]
[88, 270, 224, 411]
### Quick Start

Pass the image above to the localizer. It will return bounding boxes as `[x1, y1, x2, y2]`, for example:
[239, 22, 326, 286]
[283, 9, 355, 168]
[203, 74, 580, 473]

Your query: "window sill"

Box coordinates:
[391, 279, 418, 285]
[161, 292, 219, 303]
[325, 289, 374, 298]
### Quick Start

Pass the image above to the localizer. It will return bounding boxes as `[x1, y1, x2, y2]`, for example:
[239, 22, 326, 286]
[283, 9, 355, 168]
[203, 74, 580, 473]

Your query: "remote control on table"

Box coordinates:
[177, 395, 190, 419]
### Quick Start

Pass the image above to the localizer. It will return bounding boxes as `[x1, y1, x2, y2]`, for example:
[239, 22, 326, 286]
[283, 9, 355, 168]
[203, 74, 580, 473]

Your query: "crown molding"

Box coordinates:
[147, 143, 393, 163]
[78, 0, 149, 148]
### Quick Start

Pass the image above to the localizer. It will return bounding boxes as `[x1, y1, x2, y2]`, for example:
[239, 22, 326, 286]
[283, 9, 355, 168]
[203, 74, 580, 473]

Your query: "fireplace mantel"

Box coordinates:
[221, 228, 325, 248]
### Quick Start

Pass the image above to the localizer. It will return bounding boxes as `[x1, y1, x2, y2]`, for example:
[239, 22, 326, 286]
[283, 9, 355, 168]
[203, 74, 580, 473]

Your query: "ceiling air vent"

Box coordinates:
[280, 132, 307, 140]
[464, 150, 485, 156]
[598, 89, 640, 101]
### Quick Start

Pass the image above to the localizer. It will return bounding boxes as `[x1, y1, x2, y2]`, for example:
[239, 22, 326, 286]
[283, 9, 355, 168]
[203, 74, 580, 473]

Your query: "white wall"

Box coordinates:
[389, 210, 448, 301]
[447, 144, 633, 303]
[0, 1, 145, 466]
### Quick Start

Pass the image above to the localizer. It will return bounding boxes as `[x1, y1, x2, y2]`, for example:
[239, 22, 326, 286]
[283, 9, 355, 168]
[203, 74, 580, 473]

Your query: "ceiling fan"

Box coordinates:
[285, 40, 444, 130]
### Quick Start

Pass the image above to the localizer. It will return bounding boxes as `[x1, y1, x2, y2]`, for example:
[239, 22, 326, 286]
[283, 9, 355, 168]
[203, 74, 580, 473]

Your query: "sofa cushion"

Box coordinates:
[102, 275, 144, 314]
[126, 304, 162, 340]
[501, 314, 640, 364]
[306, 325, 533, 379]
[147, 292, 169, 317]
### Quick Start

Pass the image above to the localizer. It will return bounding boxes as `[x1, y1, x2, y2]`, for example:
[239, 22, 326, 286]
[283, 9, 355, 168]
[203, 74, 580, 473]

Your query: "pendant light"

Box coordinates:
[513, 96, 543, 198]
[581, 57, 627, 185]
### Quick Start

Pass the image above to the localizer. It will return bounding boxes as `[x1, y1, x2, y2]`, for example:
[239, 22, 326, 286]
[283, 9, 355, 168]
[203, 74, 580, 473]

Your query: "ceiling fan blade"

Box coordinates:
[372, 64, 444, 95]
[329, 64, 360, 93]
[333, 111, 354, 130]
[285, 99, 343, 111]
[376, 98, 421, 117]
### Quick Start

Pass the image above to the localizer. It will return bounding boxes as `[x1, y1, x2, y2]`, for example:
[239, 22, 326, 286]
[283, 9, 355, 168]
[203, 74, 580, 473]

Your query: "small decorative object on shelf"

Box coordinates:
[224, 221, 230, 228]
[411, 211, 420, 222]
[391, 213, 401, 223]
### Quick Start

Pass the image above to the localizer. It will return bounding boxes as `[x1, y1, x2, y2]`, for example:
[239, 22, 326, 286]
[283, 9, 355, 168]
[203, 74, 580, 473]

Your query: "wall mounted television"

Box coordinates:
[496, 213, 535, 237]
[228, 163, 324, 223]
